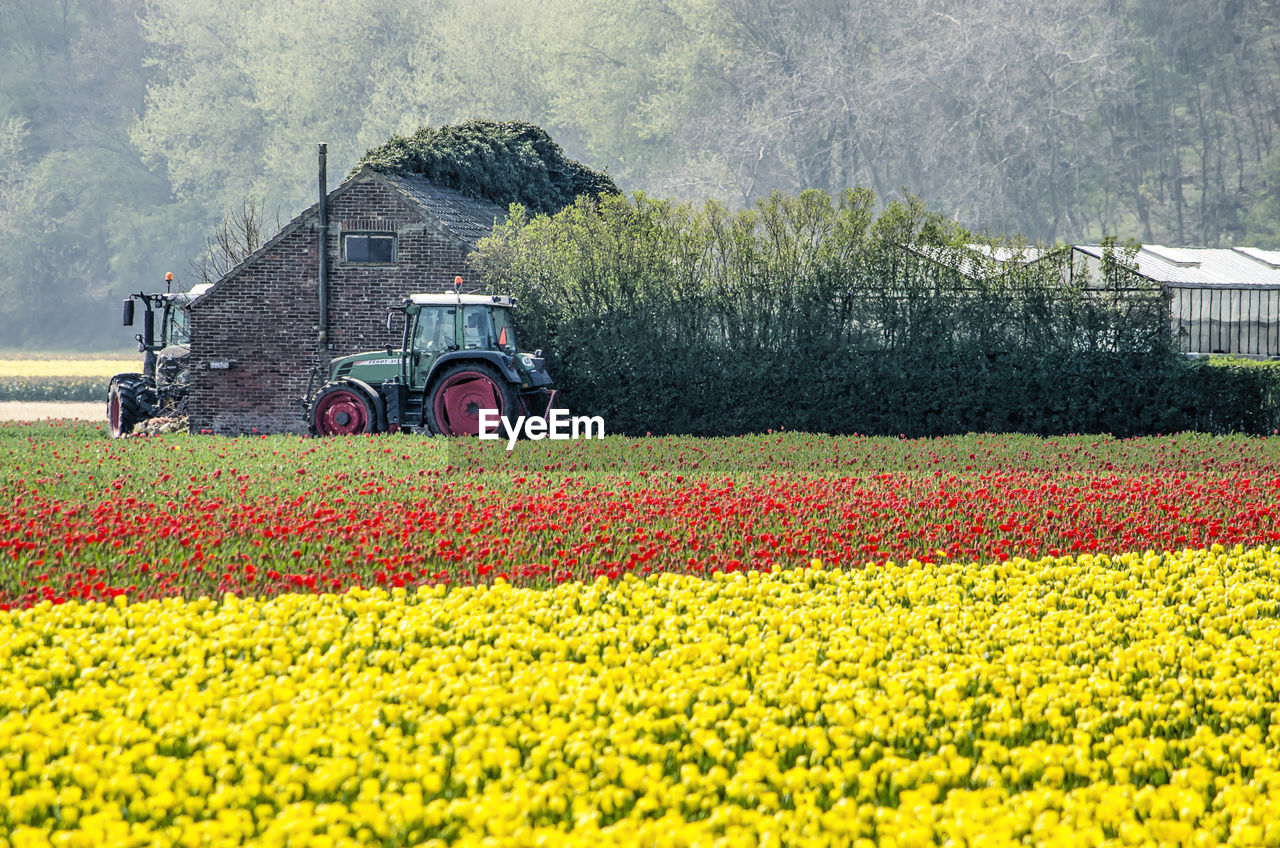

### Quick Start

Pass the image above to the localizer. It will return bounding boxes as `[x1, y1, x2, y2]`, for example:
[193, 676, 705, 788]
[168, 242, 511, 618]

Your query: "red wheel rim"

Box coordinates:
[434, 370, 503, 436]
[108, 392, 122, 436]
[314, 389, 371, 435]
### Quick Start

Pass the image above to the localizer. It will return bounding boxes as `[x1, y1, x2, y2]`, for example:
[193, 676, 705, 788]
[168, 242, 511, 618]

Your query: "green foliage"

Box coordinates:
[0, 0, 205, 350]
[7, 0, 1280, 352]
[476, 190, 1277, 437]
[357, 120, 619, 215]
[1185, 358, 1280, 435]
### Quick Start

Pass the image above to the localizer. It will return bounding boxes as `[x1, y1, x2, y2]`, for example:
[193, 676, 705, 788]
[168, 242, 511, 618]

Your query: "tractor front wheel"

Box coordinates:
[311, 383, 377, 436]
[426, 362, 517, 437]
[107, 377, 142, 438]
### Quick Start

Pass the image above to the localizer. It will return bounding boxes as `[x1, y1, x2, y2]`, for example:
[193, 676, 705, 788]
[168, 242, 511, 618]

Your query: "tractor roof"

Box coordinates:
[408, 293, 516, 308]
[165, 283, 214, 305]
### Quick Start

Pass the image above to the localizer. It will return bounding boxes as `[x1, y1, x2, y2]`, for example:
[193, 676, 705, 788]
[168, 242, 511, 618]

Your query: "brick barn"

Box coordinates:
[187, 163, 506, 435]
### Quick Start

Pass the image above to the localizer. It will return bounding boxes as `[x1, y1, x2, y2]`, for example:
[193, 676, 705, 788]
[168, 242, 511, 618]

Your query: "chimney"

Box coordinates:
[318, 142, 329, 349]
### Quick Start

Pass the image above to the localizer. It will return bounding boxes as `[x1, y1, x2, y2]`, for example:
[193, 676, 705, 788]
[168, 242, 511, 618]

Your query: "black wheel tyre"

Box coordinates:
[311, 383, 378, 436]
[107, 378, 142, 438]
[425, 362, 518, 437]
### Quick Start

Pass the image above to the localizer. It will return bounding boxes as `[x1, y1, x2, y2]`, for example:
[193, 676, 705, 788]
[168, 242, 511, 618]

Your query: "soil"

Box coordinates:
[0, 401, 105, 422]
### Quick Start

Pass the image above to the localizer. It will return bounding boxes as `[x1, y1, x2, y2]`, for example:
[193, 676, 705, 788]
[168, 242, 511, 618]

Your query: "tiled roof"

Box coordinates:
[191, 170, 510, 310]
[377, 172, 508, 248]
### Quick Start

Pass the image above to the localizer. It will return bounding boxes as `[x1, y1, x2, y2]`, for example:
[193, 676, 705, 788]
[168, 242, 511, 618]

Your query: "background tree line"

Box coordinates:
[2, 0, 1279, 349]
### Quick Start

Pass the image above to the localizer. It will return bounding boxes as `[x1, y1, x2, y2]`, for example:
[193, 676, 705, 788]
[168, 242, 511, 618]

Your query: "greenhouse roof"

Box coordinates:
[1075, 245, 1280, 289]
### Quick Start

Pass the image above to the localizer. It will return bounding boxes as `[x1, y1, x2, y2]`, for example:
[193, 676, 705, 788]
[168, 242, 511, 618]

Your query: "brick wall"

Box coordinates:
[189, 173, 482, 435]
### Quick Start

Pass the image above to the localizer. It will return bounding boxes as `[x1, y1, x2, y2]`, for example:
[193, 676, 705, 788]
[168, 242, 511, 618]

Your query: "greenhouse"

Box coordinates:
[1073, 245, 1280, 357]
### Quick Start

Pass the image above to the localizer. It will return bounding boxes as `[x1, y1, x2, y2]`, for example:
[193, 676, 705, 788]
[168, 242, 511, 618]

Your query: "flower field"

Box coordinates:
[3, 422, 1280, 846]
[0, 355, 138, 403]
[5, 424, 1280, 607]
[0, 357, 139, 379]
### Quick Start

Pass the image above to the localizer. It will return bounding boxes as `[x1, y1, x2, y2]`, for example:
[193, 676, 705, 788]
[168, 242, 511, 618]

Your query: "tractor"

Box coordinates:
[108, 273, 212, 438]
[304, 290, 556, 436]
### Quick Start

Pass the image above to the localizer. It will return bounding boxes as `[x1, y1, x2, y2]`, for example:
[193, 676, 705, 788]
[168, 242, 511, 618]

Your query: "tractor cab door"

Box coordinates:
[409, 305, 456, 388]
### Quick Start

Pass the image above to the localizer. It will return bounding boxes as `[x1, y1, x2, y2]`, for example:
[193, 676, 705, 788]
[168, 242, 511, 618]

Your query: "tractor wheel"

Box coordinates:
[107, 378, 142, 438]
[426, 362, 517, 437]
[311, 383, 377, 436]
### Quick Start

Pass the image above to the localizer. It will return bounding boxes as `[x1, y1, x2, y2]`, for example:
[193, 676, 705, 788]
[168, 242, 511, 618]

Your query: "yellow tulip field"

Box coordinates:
[0, 356, 137, 402]
[3, 548, 1279, 846]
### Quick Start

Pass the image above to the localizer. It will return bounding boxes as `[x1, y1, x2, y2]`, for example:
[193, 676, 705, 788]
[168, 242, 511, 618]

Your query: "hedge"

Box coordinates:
[475, 190, 1280, 437]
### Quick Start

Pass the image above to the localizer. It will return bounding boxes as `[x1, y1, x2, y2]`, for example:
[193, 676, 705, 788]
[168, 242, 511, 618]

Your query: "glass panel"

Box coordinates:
[345, 234, 369, 262]
[462, 306, 495, 349]
[492, 308, 516, 351]
[368, 235, 395, 263]
[167, 306, 191, 347]
[344, 233, 396, 263]
[413, 306, 455, 352]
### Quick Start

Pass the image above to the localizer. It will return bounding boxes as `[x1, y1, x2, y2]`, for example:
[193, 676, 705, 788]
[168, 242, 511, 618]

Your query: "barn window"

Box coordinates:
[343, 233, 396, 264]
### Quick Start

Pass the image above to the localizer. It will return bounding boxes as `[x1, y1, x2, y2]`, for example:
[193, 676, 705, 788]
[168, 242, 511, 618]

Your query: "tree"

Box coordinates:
[0, 0, 202, 348]
[6, 0, 1280, 353]
[192, 197, 278, 284]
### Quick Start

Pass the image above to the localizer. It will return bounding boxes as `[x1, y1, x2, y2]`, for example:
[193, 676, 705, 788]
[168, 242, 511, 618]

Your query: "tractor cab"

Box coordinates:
[108, 274, 212, 437]
[403, 293, 520, 386]
[307, 291, 556, 436]
[121, 278, 211, 381]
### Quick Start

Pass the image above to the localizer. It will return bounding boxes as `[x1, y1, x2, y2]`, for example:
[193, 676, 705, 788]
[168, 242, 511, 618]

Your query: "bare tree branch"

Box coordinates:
[192, 195, 279, 283]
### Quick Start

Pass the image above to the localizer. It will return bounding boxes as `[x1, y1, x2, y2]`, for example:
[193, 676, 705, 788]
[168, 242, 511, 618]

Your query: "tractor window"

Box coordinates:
[343, 233, 396, 264]
[492, 308, 516, 351]
[462, 307, 495, 349]
[166, 306, 191, 347]
[413, 306, 455, 352]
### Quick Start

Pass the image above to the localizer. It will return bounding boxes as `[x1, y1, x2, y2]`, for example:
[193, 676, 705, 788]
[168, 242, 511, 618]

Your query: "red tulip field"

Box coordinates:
[2, 422, 1278, 609]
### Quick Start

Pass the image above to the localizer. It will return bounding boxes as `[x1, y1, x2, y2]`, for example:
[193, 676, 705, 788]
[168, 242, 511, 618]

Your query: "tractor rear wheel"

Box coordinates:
[311, 383, 377, 436]
[107, 378, 142, 438]
[426, 362, 517, 437]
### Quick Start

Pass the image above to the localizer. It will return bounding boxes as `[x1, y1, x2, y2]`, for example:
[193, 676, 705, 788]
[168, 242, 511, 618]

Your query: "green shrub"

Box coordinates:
[1181, 358, 1280, 434]
[357, 120, 618, 215]
[475, 190, 1279, 436]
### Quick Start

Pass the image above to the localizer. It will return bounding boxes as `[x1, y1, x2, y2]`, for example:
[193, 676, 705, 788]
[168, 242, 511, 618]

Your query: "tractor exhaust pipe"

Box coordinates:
[318, 142, 329, 350]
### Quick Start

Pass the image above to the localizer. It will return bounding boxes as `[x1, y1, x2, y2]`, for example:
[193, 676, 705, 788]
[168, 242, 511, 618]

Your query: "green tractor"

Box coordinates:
[304, 291, 556, 436]
[108, 274, 212, 438]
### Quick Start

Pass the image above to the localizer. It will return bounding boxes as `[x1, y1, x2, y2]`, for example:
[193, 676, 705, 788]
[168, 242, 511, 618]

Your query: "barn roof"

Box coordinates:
[190, 168, 508, 310]
[377, 171, 507, 249]
[914, 242, 1280, 289]
[1075, 245, 1280, 289]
